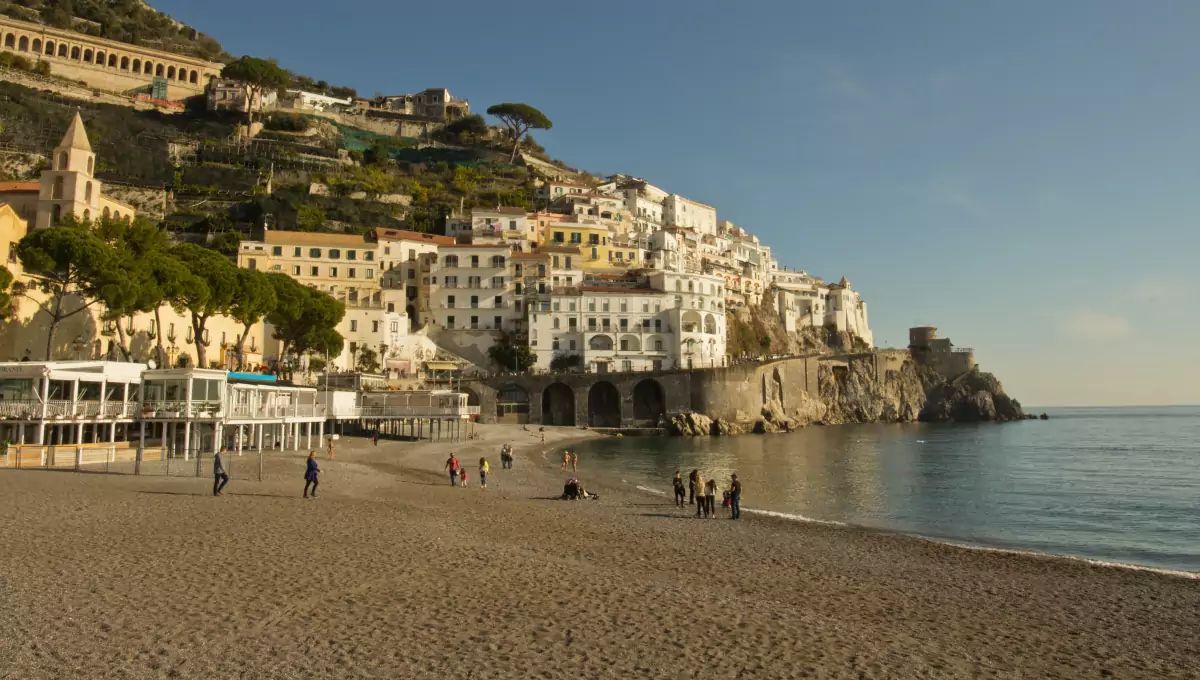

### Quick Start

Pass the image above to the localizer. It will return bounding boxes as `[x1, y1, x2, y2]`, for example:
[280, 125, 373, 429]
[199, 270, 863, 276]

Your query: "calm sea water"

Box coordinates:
[573, 406, 1200, 573]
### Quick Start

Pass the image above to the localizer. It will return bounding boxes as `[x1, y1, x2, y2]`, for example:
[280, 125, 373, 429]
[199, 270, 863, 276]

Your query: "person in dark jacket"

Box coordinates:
[212, 448, 230, 496]
[304, 451, 320, 498]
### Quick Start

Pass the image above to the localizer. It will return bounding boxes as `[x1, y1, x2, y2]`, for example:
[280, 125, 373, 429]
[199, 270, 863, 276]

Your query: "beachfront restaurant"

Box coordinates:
[0, 361, 145, 467]
[139, 368, 328, 457]
[350, 389, 478, 440]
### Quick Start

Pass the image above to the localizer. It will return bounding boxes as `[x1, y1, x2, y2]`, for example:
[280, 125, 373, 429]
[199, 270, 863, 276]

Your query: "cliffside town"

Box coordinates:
[0, 6, 1022, 430]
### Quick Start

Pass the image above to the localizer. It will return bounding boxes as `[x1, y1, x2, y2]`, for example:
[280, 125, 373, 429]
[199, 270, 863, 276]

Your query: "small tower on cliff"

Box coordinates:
[36, 112, 102, 229]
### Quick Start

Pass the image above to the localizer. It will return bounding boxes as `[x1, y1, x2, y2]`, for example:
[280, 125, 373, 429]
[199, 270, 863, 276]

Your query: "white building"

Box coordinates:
[663, 193, 717, 236]
[426, 243, 518, 333]
[283, 89, 352, 112]
[527, 271, 726, 374]
[206, 78, 278, 114]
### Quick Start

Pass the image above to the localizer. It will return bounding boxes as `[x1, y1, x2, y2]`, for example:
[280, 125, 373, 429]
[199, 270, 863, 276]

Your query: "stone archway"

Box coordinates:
[541, 383, 574, 426]
[632, 379, 665, 425]
[587, 381, 621, 428]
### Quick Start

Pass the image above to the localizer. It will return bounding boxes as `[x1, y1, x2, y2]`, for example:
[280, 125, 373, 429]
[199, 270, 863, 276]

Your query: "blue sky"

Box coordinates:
[156, 0, 1200, 406]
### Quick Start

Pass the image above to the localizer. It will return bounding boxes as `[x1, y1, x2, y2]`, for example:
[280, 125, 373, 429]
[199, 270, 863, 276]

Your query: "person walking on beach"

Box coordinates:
[458, 465, 469, 488]
[304, 451, 320, 498]
[479, 457, 490, 489]
[672, 470, 686, 507]
[703, 477, 717, 520]
[688, 469, 699, 506]
[561, 450, 570, 471]
[326, 435, 336, 459]
[372, 430, 379, 447]
[212, 448, 230, 497]
[570, 450, 579, 473]
[694, 472, 707, 518]
[445, 452, 460, 486]
[730, 473, 742, 520]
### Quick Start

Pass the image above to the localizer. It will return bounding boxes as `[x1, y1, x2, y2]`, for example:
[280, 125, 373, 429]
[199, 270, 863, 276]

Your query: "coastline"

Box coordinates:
[1, 423, 1197, 678]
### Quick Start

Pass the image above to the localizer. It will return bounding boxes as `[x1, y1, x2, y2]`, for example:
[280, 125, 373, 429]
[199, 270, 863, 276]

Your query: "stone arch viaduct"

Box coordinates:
[0, 15, 222, 98]
[462, 355, 826, 428]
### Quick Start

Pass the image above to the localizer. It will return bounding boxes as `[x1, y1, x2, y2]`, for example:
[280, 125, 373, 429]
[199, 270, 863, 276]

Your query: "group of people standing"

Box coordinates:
[673, 469, 742, 519]
[444, 443, 516, 490]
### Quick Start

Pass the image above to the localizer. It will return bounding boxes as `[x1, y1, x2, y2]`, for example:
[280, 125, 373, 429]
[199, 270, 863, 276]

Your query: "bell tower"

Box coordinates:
[36, 112, 102, 229]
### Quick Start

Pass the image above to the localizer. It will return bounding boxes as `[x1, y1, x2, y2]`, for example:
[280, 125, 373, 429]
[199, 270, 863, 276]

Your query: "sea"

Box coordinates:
[572, 406, 1200, 574]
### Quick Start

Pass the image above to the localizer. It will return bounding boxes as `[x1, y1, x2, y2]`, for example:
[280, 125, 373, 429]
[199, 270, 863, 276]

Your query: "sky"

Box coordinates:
[154, 0, 1200, 406]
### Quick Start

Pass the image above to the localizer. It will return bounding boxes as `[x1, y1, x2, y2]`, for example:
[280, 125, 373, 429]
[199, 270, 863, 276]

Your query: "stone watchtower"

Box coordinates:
[36, 112, 101, 229]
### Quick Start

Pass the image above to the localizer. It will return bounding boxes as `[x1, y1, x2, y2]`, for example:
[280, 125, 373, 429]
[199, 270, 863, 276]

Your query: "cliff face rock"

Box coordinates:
[919, 369, 1024, 422]
[818, 357, 927, 425]
[667, 412, 714, 437]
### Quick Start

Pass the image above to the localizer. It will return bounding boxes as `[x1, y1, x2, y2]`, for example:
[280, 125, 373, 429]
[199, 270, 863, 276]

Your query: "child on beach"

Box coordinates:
[722, 490, 732, 517]
[479, 457, 489, 489]
[459, 466, 469, 488]
[673, 470, 686, 507]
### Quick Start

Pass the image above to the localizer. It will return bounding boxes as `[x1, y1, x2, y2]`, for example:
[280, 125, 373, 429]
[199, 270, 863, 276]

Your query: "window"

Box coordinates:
[655, 339, 664, 351]
[569, 340, 577, 351]
[447, 316, 456, 329]
[329, 249, 341, 259]
[272, 246, 282, 256]
[366, 269, 374, 279]
[655, 320, 662, 331]
[470, 296, 479, 308]
[553, 318, 560, 329]
[591, 247, 598, 259]
[470, 255, 479, 268]
[350, 320, 358, 332]
[365, 252, 375, 261]
[642, 302, 649, 313]
[553, 231, 564, 243]
[310, 266, 319, 276]
[565, 256, 573, 268]
[372, 321, 379, 333]
[552, 339, 560, 350]
[348, 268, 356, 279]
[247, 258, 257, 270]
[471, 316, 479, 329]
[553, 255, 560, 268]
[494, 296, 502, 307]
[347, 250, 357, 261]
[588, 318, 597, 330]
[294, 247, 302, 256]
[447, 295, 456, 308]
[330, 267, 338, 277]
[494, 316, 502, 329]
[310, 248, 321, 258]
[622, 360, 632, 372]
[619, 318, 628, 330]
[570, 233, 581, 244]
[390, 322, 399, 333]
[292, 265, 301, 275]
[445, 255, 459, 267]
[589, 234, 599, 245]
[509, 220, 517, 230]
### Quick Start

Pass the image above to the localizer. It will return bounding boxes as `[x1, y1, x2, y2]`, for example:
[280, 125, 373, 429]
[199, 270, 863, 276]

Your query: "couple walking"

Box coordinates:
[209, 448, 322, 499]
[673, 469, 741, 519]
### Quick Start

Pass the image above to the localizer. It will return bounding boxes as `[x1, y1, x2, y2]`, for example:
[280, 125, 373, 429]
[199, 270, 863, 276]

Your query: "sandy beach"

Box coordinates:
[1, 424, 1197, 679]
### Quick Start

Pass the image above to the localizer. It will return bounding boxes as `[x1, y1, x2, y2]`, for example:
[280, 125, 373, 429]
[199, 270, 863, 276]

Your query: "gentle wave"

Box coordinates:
[626, 479, 1198, 579]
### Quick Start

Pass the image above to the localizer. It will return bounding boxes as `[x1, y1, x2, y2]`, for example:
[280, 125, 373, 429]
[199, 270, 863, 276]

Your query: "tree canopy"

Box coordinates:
[0, 267, 13, 319]
[172, 243, 241, 367]
[221, 56, 291, 125]
[486, 103, 553, 163]
[228, 269, 277, 369]
[265, 273, 345, 371]
[15, 220, 115, 360]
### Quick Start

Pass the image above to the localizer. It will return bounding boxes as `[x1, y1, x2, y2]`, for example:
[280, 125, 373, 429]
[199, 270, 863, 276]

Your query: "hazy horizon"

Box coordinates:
[151, 0, 1200, 407]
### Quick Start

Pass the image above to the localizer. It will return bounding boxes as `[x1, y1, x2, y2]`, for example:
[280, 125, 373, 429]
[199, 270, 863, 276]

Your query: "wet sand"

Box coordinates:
[0, 424, 1197, 678]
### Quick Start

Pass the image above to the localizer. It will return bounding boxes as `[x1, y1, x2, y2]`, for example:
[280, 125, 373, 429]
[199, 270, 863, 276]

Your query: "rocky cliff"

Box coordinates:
[819, 355, 1023, 425]
[669, 353, 1023, 436]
